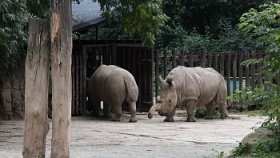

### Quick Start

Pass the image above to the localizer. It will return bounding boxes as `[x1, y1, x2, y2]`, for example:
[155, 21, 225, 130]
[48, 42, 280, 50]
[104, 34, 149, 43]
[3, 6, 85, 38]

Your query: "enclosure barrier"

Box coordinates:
[153, 48, 264, 98]
[71, 41, 265, 114]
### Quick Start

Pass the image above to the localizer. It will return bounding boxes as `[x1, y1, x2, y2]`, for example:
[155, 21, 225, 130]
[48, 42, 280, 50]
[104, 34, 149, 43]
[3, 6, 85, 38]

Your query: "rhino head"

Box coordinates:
[157, 75, 178, 117]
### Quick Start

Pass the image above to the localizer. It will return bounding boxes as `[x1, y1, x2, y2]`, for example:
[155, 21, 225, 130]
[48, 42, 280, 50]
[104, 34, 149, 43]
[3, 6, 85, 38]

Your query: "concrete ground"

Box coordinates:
[0, 111, 266, 158]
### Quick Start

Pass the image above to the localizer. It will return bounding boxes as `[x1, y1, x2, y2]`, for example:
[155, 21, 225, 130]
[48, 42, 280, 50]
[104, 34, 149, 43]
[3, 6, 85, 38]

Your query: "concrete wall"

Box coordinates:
[0, 71, 25, 120]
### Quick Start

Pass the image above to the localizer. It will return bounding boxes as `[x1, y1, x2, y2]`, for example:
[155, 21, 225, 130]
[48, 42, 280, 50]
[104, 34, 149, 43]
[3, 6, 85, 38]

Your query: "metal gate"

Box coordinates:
[71, 41, 153, 115]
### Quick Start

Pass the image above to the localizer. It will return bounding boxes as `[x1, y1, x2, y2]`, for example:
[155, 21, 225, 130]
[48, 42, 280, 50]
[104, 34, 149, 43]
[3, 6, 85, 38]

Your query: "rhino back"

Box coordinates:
[123, 71, 138, 102]
[167, 66, 225, 106]
[107, 65, 138, 102]
[88, 65, 138, 105]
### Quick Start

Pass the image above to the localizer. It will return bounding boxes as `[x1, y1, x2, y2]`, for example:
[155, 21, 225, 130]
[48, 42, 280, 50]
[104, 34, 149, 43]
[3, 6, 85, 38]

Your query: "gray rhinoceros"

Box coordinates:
[148, 66, 228, 122]
[87, 64, 139, 122]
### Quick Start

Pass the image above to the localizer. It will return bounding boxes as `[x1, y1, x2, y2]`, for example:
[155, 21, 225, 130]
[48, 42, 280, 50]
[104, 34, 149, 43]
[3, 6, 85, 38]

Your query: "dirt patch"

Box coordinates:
[0, 111, 266, 158]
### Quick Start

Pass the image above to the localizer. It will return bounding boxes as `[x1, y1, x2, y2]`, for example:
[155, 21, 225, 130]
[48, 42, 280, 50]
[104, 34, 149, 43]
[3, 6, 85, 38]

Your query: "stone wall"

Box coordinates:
[0, 71, 25, 120]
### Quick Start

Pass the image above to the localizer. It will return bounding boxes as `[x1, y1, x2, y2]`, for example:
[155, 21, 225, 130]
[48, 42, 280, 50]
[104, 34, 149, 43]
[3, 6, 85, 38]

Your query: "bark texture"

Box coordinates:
[50, 0, 72, 157]
[22, 18, 50, 158]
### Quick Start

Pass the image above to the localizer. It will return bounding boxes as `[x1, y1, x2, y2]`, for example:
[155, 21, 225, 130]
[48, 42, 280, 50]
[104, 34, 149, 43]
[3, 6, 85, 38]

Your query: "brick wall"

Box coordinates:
[0, 72, 25, 120]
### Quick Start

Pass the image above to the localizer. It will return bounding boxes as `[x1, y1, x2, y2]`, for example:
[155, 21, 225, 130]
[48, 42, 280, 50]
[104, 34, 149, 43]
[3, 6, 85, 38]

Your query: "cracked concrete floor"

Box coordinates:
[0, 111, 266, 158]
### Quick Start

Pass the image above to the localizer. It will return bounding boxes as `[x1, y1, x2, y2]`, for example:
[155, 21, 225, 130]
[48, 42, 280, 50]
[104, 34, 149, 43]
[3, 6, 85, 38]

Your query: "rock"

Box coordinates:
[242, 127, 273, 145]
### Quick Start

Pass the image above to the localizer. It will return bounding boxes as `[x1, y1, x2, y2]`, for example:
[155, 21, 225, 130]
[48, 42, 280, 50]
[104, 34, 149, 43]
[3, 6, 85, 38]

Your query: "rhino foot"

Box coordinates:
[111, 118, 121, 122]
[221, 109, 228, 119]
[221, 113, 228, 119]
[103, 113, 112, 118]
[186, 117, 196, 122]
[164, 117, 174, 122]
[148, 113, 153, 119]
[129, 118, 138, 123]
[204, 115, 214, 120]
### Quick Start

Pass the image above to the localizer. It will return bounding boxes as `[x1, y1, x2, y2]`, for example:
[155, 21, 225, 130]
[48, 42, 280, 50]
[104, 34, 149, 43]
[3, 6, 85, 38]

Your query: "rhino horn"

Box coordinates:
[158, 75, 165, 85]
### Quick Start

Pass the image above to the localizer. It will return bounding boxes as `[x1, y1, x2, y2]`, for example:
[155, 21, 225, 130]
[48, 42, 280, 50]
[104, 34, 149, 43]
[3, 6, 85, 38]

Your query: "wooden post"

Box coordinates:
[82, 46, 87, 115]
[220, 53, 225, 77]
[226, 53, 231, 96]
[214, 53, 218, 71]
[245, 52, 250, 87]
[233, 53, 237, 92]
[172, 49, 176, 68]
[189, 49, 193, 67]
[257, 52, 262, 87]
[155, 50, 159, 99]
[251, 51, 256, 90]
[50, 0, 72, 157]
[164, 50, 168, 77]
[200, 48, 206, 68]
[239, 53, 244, 90]
[180, 49, 184, 66]
[208, 53, 212, 67]
[22, 18, 50, 158]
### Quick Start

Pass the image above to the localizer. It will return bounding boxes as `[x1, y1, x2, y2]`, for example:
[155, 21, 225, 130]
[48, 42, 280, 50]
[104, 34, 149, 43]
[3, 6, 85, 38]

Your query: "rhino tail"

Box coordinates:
[124, 76, 139, 102]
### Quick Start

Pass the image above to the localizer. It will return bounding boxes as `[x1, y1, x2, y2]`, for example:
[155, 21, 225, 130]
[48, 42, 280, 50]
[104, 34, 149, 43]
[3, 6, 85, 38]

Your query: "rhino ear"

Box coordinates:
[159, 75, 173, 87]
[166, 78, 173, 86]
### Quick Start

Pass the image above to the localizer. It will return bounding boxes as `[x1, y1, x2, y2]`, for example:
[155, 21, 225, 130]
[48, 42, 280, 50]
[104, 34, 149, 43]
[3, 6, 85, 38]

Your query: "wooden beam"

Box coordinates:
[50, 0, 72, 157]
[22, 18, 50, 158]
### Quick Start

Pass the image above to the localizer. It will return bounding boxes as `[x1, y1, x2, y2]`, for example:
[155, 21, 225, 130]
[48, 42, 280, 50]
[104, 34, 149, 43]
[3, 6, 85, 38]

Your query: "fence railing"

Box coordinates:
[153, 48, 264, 98]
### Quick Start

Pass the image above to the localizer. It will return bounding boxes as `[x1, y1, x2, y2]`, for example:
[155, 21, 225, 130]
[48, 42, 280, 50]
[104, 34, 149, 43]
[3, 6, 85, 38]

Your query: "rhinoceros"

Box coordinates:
[87, 64, 139, 122]
[148, 66, 228, 122]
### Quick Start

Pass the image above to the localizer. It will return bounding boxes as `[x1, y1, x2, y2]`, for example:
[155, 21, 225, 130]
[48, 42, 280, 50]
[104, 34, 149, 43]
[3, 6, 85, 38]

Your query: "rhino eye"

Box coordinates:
[168, 100, 171, 103]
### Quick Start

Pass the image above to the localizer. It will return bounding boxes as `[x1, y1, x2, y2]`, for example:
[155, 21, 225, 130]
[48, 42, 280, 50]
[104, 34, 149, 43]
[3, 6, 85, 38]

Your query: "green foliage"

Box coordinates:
[228, 86, 268, 111]
[156, 23, 213, 51]
[0, 0, 30, 74]
[231, 1, 280, 157]
[239, 1, 280, 127]
[230, 138, 280, 158]
[229, 142, 252, 158]
[161, 0, 276, 37]
[214, 20, 263, 52]
[155, 20, 261, 52]
[155, 0, 277, 51]
[84, 22, 142, 41]
[251, 138, 280, 157]
[94, 0, 169, 46]
[26, 0, 50, 18]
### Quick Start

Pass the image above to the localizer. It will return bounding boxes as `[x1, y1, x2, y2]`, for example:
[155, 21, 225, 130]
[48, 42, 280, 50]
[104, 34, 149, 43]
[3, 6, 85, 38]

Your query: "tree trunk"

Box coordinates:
[22, 18, 50, 158]
[50, 1, 72, 157]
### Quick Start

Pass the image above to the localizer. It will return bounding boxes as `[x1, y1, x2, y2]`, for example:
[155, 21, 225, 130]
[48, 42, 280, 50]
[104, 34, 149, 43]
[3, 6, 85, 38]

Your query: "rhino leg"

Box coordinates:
[219, 101, 228, 119]
[128, 101, 137, 123]
[103, 103, 111, 118]
[164, 108, 176, 122]
[111, 114, 121, 122]
[111, 104, 122, 122]
[205, 101, 215, 119]
[91, 97, 101, 117]
[185, 100, 197, 122]
[216, 88, 228, 119]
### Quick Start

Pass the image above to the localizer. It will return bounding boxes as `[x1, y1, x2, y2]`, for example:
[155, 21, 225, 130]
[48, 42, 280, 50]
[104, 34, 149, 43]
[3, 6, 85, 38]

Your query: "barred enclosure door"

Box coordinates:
[71, 42, 153, 115]
[115, 45, 153, 112]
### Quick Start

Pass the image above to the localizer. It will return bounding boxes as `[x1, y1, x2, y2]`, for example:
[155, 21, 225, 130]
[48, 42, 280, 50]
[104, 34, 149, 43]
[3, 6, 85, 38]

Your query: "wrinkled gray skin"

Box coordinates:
[148, 66, 228, 122]
[87, 65, 139, 122]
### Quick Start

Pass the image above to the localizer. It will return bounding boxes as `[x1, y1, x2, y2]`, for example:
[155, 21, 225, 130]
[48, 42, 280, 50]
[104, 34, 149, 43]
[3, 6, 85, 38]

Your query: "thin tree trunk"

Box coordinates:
[50, 1, 72, 157]
[22, 18, 50, 158]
